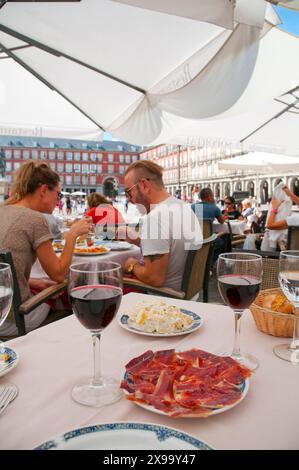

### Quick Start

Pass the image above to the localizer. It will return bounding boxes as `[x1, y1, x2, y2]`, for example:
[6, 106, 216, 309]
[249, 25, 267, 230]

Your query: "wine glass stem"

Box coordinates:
[290, 308, 299, 350]
[232, 311, 242, 359]
[91, 333, 104, 387]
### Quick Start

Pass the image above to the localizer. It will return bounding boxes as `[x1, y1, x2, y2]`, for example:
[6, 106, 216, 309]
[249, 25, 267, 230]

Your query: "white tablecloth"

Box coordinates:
[213, 220, 248, 235]
[1, 293, 298, 450]
[31, 245, 141, 278]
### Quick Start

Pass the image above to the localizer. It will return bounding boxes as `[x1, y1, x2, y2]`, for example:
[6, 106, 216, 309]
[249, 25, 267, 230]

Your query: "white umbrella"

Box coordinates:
[218, 152, 299, 172]
[0, 0, 278, 144]
[71, 191, 86, 197]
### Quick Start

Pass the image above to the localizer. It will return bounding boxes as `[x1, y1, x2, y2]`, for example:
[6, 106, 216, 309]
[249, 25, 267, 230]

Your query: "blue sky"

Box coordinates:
[275, 6, 299, 35]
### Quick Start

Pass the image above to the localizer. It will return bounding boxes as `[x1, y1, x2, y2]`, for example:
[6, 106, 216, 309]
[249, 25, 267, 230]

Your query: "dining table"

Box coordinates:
[1, 293, 298, 450]
[213, 220, 248, 236]
[30, 243, 141, 278]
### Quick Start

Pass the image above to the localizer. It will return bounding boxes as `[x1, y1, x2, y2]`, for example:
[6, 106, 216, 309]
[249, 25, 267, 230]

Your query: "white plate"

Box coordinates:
[35, 422, 212, 450]
[0, 346, 19, 377]
[118, 309, 203, 337]
[95, 241, 133, 251]
[73, 247, 111, 256]
[123, 379, 249, 418]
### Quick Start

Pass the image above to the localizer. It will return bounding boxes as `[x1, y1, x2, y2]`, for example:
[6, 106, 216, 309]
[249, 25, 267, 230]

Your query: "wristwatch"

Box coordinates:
[126, 262, 138, 273]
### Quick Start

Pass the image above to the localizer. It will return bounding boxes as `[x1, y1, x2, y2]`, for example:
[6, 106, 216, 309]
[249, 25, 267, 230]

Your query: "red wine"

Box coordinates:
[218, 275, 261, 310]
[70, 285, 122, 331]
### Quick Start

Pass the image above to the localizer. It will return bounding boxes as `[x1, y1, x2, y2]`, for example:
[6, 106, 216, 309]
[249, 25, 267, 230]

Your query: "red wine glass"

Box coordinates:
[217, 252, 262, 371]
[68, 261, 123, 407]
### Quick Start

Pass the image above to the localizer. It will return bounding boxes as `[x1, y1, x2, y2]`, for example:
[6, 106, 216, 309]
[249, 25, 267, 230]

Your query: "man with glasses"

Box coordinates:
[123, 160, 202, 291]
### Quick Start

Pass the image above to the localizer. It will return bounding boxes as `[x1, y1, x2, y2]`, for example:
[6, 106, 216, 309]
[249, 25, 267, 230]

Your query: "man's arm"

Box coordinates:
[124, 253, 170, 287]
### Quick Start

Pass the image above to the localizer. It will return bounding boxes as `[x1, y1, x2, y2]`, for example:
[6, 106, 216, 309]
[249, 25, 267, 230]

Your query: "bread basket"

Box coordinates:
[250, 288, 295, 337]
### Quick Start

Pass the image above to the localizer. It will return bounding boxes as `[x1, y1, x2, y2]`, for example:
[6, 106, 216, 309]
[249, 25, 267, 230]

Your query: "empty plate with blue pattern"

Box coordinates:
[35, 422, 213, 450]
[0, 346, 19, 377]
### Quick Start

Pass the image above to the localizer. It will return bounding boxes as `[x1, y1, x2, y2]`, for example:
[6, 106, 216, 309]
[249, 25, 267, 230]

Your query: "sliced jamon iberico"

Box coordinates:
[120, 348, 252, 418]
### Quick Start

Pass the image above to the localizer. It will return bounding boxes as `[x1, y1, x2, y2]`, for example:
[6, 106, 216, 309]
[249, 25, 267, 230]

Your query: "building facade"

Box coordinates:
[139, 143, 299, 203]
[0, 136, 140, 197]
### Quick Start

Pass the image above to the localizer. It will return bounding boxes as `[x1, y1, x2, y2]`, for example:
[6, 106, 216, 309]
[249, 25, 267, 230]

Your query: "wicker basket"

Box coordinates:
[250, 288, 295, 337]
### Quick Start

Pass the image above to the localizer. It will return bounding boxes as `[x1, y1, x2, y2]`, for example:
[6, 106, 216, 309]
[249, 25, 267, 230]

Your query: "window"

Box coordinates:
[119, 154, 124, 163]
[108, 153, 114, 162]
[97, 164, 102, 173]
[49, 151, 56, 160]
[82, 164, 89, 173]
[90, 164, 97, 173]
[97, 153, 103, 162]
[60, 175, 64, 184]
[6, 175, 12, 183]
[40, 150, 47, 160]
[74, 163, 81, 173]
[74, 175, 81, 184]
[82, 175, 88, 184]
[90, 176, 96, 184]
[14, 150, 21, 159]
[125, 155, 131, 163]
[50, 163, 56, 171]
[82, 153, 88, 162]
[4, 150, 11, 158]
[57, 151, 64, 160]
[32, 150, 38, 160]
[23, 150, 30, 159]
[65, 163, 73, 173]
[14, 162, 21, 170]
[66, 152, 73, 161]
[57, 163, 64, 173]
[5, 162, 11, 171]
[66, 175, 72, 185]
[132, 155, 138, 162]
[119, 165, 125, 175]
[90, 153, 97, 162]
[108, 164, 114, 174]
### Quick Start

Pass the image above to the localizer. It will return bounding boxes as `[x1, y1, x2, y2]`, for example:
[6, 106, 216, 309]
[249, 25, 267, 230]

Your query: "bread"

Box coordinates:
[261, 292, 295, 315]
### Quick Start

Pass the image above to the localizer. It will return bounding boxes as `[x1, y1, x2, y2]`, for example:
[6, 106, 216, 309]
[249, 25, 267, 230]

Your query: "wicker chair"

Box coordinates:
[123, 234, 217, 302]
[287, 226, 299, 250]
[0, 251, 68, 337]
[241, 249, 279, 290]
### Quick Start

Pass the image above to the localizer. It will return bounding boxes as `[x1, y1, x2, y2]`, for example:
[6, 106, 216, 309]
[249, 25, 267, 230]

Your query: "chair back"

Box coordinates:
[287, 226, 299, 250]
[201, 219, 212, 238]
[240, 249, 279, 290]
[181, 234, 217, 300]
[0, 251, 25, 335]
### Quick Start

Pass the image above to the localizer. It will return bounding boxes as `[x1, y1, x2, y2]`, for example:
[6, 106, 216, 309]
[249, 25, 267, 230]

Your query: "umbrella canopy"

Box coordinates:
[218, 152, 299, 172]
[270, 0, 299, 11]
[71, 191, 86, 197]
[164, 25, 299, 154]
[0, 0, 279, 144]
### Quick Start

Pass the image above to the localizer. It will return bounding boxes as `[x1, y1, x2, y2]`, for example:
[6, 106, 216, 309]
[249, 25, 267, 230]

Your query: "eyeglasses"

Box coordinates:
[124, 181, 139, 197]
[125, 177, 155, 197]
[53, 190, 63, 200]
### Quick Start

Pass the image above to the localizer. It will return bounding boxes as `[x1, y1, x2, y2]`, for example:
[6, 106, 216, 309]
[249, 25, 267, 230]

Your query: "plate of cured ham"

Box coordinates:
[121, 348, 251, 418]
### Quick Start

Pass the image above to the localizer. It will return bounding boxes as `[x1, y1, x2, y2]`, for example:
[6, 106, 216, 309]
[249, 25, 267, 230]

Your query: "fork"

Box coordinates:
[0, 384, 18, 416]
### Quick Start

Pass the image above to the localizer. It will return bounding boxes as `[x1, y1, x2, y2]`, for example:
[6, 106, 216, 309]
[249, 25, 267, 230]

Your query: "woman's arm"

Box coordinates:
[36, 218, 91, 282]
[266, 197, 288, 230]
[283, 186, 299, 207]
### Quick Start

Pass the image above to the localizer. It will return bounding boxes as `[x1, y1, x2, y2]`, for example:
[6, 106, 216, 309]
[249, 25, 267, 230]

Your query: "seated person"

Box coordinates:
[222, 196, 243, 220]
[0, 161, 91, 336]
[241, 198, 254, 220]
[85, 192, 124, 226]
[122, 160, 202, 290]
[191, 187, 226, 224]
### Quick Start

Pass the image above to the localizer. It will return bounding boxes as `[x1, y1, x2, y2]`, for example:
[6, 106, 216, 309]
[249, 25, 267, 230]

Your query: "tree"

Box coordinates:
[0, 150, 5, 178]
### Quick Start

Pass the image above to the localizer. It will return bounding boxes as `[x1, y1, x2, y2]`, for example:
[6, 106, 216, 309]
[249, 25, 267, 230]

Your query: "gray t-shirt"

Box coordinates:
[140, 196, 202, 291]
[0, 205, 52, 302]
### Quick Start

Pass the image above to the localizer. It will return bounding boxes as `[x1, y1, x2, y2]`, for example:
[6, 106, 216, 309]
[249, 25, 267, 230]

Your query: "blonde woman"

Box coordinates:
[0, 160, 91, 336]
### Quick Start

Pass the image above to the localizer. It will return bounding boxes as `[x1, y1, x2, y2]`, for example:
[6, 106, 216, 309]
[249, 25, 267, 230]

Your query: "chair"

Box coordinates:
[0, 251, 68, 337]
[123, 234, 217, 302]
[240, 249, 279, 290]
[287, 226, 299, 250]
